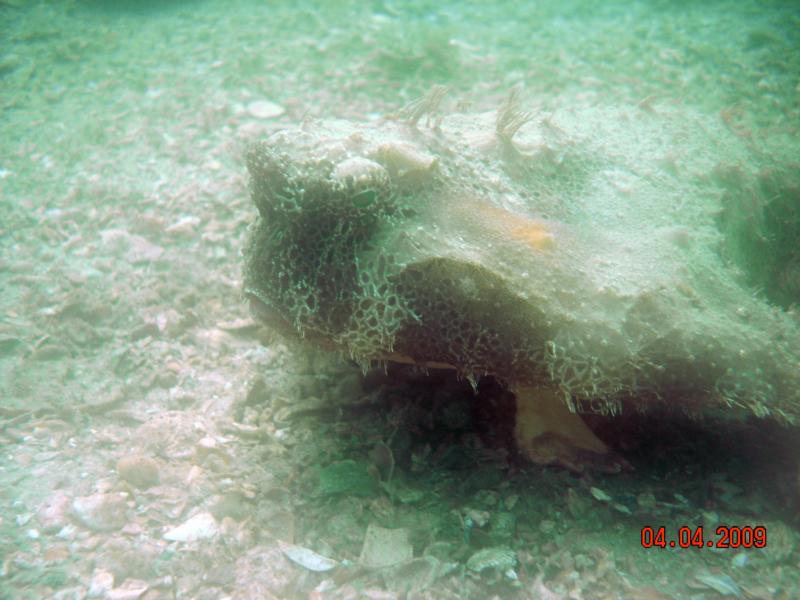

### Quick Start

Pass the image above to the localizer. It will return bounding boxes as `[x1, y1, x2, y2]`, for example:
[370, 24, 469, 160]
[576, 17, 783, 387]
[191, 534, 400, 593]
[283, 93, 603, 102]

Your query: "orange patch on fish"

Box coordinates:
[474, 199, 555, 251]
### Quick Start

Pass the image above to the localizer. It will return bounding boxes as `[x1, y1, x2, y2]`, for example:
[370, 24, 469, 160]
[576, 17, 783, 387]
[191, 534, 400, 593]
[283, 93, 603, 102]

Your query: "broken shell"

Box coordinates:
[279, 541, 338, 572]
[163, 512, 218, 542]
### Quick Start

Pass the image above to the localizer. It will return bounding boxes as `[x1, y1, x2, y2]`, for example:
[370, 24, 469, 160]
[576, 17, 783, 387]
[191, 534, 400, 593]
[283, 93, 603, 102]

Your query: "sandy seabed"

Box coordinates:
[1, 1, 799, 598]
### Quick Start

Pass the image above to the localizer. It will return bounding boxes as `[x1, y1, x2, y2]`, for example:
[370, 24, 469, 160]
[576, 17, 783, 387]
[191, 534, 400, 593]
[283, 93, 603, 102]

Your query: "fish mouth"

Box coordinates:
[247, 292, 342, 351]
[246, 293, 295, 336]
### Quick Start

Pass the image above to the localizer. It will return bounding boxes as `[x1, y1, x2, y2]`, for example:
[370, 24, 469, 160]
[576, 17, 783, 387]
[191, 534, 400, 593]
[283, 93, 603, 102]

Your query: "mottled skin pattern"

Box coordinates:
[243, 99, 800, 471]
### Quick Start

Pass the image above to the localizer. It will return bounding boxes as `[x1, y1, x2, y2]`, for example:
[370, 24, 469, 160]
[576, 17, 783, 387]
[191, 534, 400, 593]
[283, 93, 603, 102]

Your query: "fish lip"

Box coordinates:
[246, 293, 292, 333]
[246, 292, 341, 351]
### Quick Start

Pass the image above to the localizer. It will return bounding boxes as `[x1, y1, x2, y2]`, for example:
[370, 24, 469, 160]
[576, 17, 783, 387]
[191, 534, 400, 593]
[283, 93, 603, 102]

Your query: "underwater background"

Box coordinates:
[1, 1, 799, 598]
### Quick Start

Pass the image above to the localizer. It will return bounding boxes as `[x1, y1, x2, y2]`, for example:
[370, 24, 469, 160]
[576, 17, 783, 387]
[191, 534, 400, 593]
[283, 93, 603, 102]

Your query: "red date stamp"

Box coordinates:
[641, 525, 767, 549]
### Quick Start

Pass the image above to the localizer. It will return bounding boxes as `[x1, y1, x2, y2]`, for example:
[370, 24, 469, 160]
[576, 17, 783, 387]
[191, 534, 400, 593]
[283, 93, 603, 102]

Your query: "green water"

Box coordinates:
[1, 1, 798, 599]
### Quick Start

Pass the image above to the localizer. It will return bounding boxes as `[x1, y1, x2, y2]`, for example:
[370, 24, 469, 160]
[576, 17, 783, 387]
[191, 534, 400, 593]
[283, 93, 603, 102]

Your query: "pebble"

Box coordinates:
[731, 552, 748, 568]
[566, 488, 590, 519]
[210, 491, 250, 521]
[636, 491, 657, 511]
[15, 513, 33, 526]
[0, 53, 21, 76]
[231, 546, 294, 597]
[100, 229, 163, 264]
[117, 455, 160, 490]
[44, 545, 69, 562]
[197, 436, 218, 451]
[56, 524, 77, 540]
[465, 509, 490, 528]
[88, 568, 114, 598]
[71, 493, 129, 532]
[763, 520, 796, 563]
[164, 215, 200, 237]
[122, 522, 144, 536]
[590, 487, 612, 502]
[359, 524, 413, 568]
[163, 511, 218, 542]
[539, 519, 556, 535]
[247, 99, 285, 120]
[236, 121, 269, 140]
[108, 579, 149, 600]
[126, 234, 163, 264]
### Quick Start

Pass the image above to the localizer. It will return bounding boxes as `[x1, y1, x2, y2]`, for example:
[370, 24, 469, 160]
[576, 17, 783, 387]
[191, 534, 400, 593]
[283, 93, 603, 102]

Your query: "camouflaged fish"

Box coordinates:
[243, 89, 800, 471]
